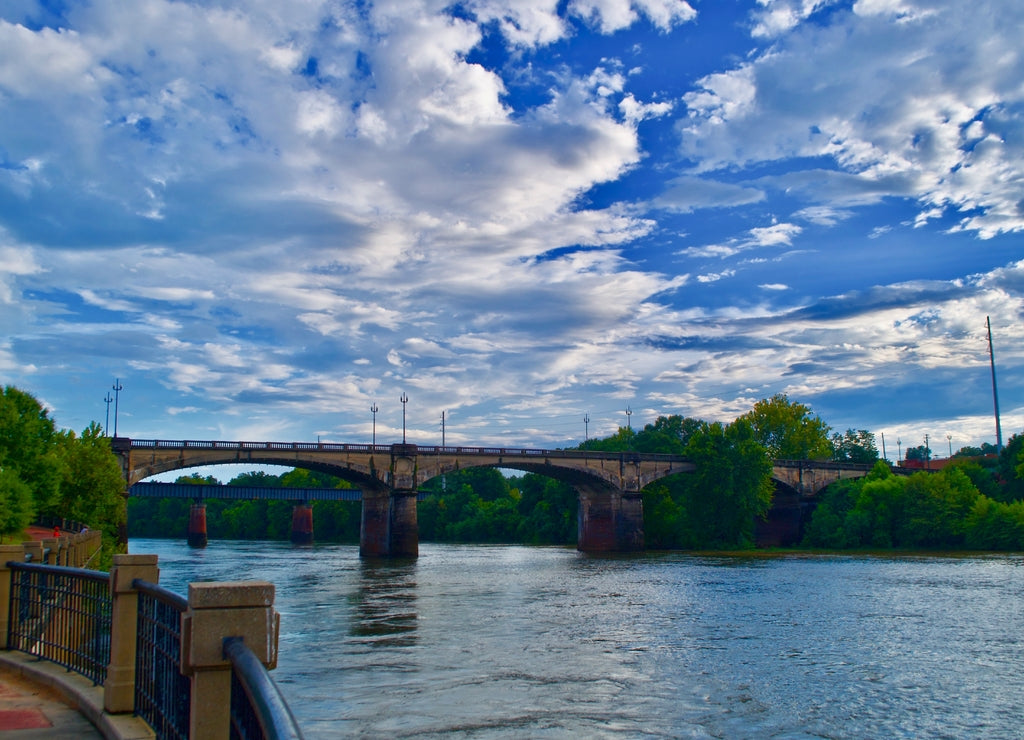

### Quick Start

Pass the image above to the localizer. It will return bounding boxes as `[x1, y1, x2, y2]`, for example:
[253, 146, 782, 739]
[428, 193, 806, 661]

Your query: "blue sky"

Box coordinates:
[1, 0, 1021, 464]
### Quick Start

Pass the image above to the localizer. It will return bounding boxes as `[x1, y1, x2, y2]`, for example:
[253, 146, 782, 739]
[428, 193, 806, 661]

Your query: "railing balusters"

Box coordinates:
[6, 562, 111, 685]
[134, 579, 190, 740]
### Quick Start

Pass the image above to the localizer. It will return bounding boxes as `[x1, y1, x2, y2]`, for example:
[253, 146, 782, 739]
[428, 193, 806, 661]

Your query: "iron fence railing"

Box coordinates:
[225, 637, 304, 740]
[5, 561, 111, 685]
[134, 578, 191, 740]
[4, 557, 301, 739]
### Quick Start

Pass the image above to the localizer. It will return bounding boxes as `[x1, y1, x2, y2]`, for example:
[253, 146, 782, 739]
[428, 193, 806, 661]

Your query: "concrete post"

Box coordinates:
[104, 554, 160, 714]
[359, 490, 418, 557]
[22, 540, 43, 563]
[359, 444, 420, 558]
[290, 503, 314, 544]
[577, 489, 644, 552]
[181, 581, 279, 740]
[41, 537, 59, 565]
[0, 544, 26, 649]
[187, 503, 208, 548]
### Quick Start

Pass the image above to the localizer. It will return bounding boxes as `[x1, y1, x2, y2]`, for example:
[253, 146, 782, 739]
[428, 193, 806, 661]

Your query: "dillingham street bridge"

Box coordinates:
[113, 437, 876, 555]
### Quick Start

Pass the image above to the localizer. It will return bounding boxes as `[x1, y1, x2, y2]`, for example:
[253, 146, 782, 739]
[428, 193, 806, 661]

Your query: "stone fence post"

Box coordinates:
[182, 581, 280, 740]
[104, 554, 160, 714]
[0, 544, 26, 649]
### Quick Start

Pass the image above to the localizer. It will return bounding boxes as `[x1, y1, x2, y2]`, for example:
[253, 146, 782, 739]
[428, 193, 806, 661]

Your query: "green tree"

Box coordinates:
[964, 497, 1024, 550]
[905, 444, 931, 462]
[0, 466, 34, 541]
[514, 474, 577, 545]
[738, 394, 832, 460]
[0, 385, 63, 513]
[831, 429, 879, 463]
[681, 418, 774, 548]
[54, 422, 124, 522]
[996, 434, 1024, 502]
[53, 423, 127, 556]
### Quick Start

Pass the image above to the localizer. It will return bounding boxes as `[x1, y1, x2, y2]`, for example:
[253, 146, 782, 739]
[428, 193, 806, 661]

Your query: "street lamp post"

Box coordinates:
[104, 392, 113, 436]
[370, 403, 379, 446]
[625, 406, 632, 430]
[400, 393, 409, 444]
[112, 379, 123, 438]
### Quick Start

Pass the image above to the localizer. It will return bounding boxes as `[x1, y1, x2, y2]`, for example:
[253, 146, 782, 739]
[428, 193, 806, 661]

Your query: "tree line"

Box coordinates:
[0, 386, 126, 564]
[5, 384, 1024, 552]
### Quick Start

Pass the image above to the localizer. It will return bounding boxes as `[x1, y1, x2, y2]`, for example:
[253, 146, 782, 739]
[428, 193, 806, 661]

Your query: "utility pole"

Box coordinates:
[987, 316, 1003, 451]
[440, 410, 446, 446]
[924, 433, 930, 469]
[104, 392, 114, 436]
[625, 406, 632, 430]
[947, 434, 952, 458]
[370, 403, 379, 446]
[112, 379, 123, 438]
[881, 432, 887, 462]
[400, 393, 409, 444]
[897, 437, 902, 465]
[583, 413, 590, 442]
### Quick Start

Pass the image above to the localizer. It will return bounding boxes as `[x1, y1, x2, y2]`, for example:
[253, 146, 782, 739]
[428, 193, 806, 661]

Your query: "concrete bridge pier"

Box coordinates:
[187, 501, 208, 548]
[577, 488, 644, 552]
[359, 489, 418, 557]
[290, 503, 314, 545]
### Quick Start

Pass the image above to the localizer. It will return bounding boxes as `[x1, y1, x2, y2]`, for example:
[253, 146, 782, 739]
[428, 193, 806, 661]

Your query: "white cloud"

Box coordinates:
[680, 1, 1024, 237]
[569, 0, 697, 33]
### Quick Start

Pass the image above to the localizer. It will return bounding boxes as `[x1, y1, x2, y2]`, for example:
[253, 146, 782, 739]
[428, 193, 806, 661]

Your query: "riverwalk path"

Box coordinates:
[0, 660, 103, 739]
[0, 526, 139, 740]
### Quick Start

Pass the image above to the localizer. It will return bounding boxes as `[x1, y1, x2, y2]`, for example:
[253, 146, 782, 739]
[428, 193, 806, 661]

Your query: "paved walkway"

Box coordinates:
[0, 664, 102, 739]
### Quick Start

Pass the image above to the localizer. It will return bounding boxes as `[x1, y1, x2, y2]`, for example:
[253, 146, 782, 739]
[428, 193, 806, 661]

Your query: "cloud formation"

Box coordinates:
[0, 0, 1020, 461]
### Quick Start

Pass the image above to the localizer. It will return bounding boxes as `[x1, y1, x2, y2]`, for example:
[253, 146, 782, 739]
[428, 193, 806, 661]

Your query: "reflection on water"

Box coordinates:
[350, 559, 418, 646]
[132, 540, 1024, 739]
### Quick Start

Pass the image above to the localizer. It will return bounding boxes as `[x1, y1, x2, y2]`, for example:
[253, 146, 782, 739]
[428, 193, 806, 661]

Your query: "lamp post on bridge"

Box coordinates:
[104, 392, 114, 436]
[112, 379, 123, 438]
[370, 403, 379, 446]
[400, 393, 409, 444]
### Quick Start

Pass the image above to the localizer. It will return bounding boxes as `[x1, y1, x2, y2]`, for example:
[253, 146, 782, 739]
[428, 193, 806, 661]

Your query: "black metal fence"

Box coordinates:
[134, 579, 191, 740]
[6, 562, 112, 685]
[3, 557, 302, 740]
[225, 637, 304, 740]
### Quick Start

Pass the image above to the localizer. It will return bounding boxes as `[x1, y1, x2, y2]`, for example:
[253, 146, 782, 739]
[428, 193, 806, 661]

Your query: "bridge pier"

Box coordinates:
[187, 502, 208, 548]
[359, 489, 418, 557]
[290, 503, 314, 545]
[577, 489, 644, 552]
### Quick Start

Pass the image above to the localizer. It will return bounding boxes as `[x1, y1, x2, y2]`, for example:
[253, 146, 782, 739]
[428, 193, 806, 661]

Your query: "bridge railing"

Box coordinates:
[0, 547, 303, 740]
[119, 437, 692, 463]
[773, 459, 876, 471]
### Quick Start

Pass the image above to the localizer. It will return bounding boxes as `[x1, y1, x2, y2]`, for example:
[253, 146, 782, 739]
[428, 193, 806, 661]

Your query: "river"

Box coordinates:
[130, 539, 1024, 739]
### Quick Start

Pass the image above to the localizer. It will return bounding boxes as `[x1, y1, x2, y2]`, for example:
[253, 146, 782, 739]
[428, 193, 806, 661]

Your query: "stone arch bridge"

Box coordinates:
[113, 438, 874, 556]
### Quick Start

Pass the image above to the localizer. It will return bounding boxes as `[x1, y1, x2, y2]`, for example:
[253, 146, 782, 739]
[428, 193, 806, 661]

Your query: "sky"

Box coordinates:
[1, 0, 1022, 467]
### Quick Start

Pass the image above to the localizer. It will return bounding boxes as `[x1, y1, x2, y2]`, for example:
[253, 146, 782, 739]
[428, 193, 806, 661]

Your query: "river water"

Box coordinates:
[130, 539, 1024, 739]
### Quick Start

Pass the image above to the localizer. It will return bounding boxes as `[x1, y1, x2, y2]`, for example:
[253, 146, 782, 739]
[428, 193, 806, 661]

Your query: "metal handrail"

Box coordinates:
[224, 637, 304, 740]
